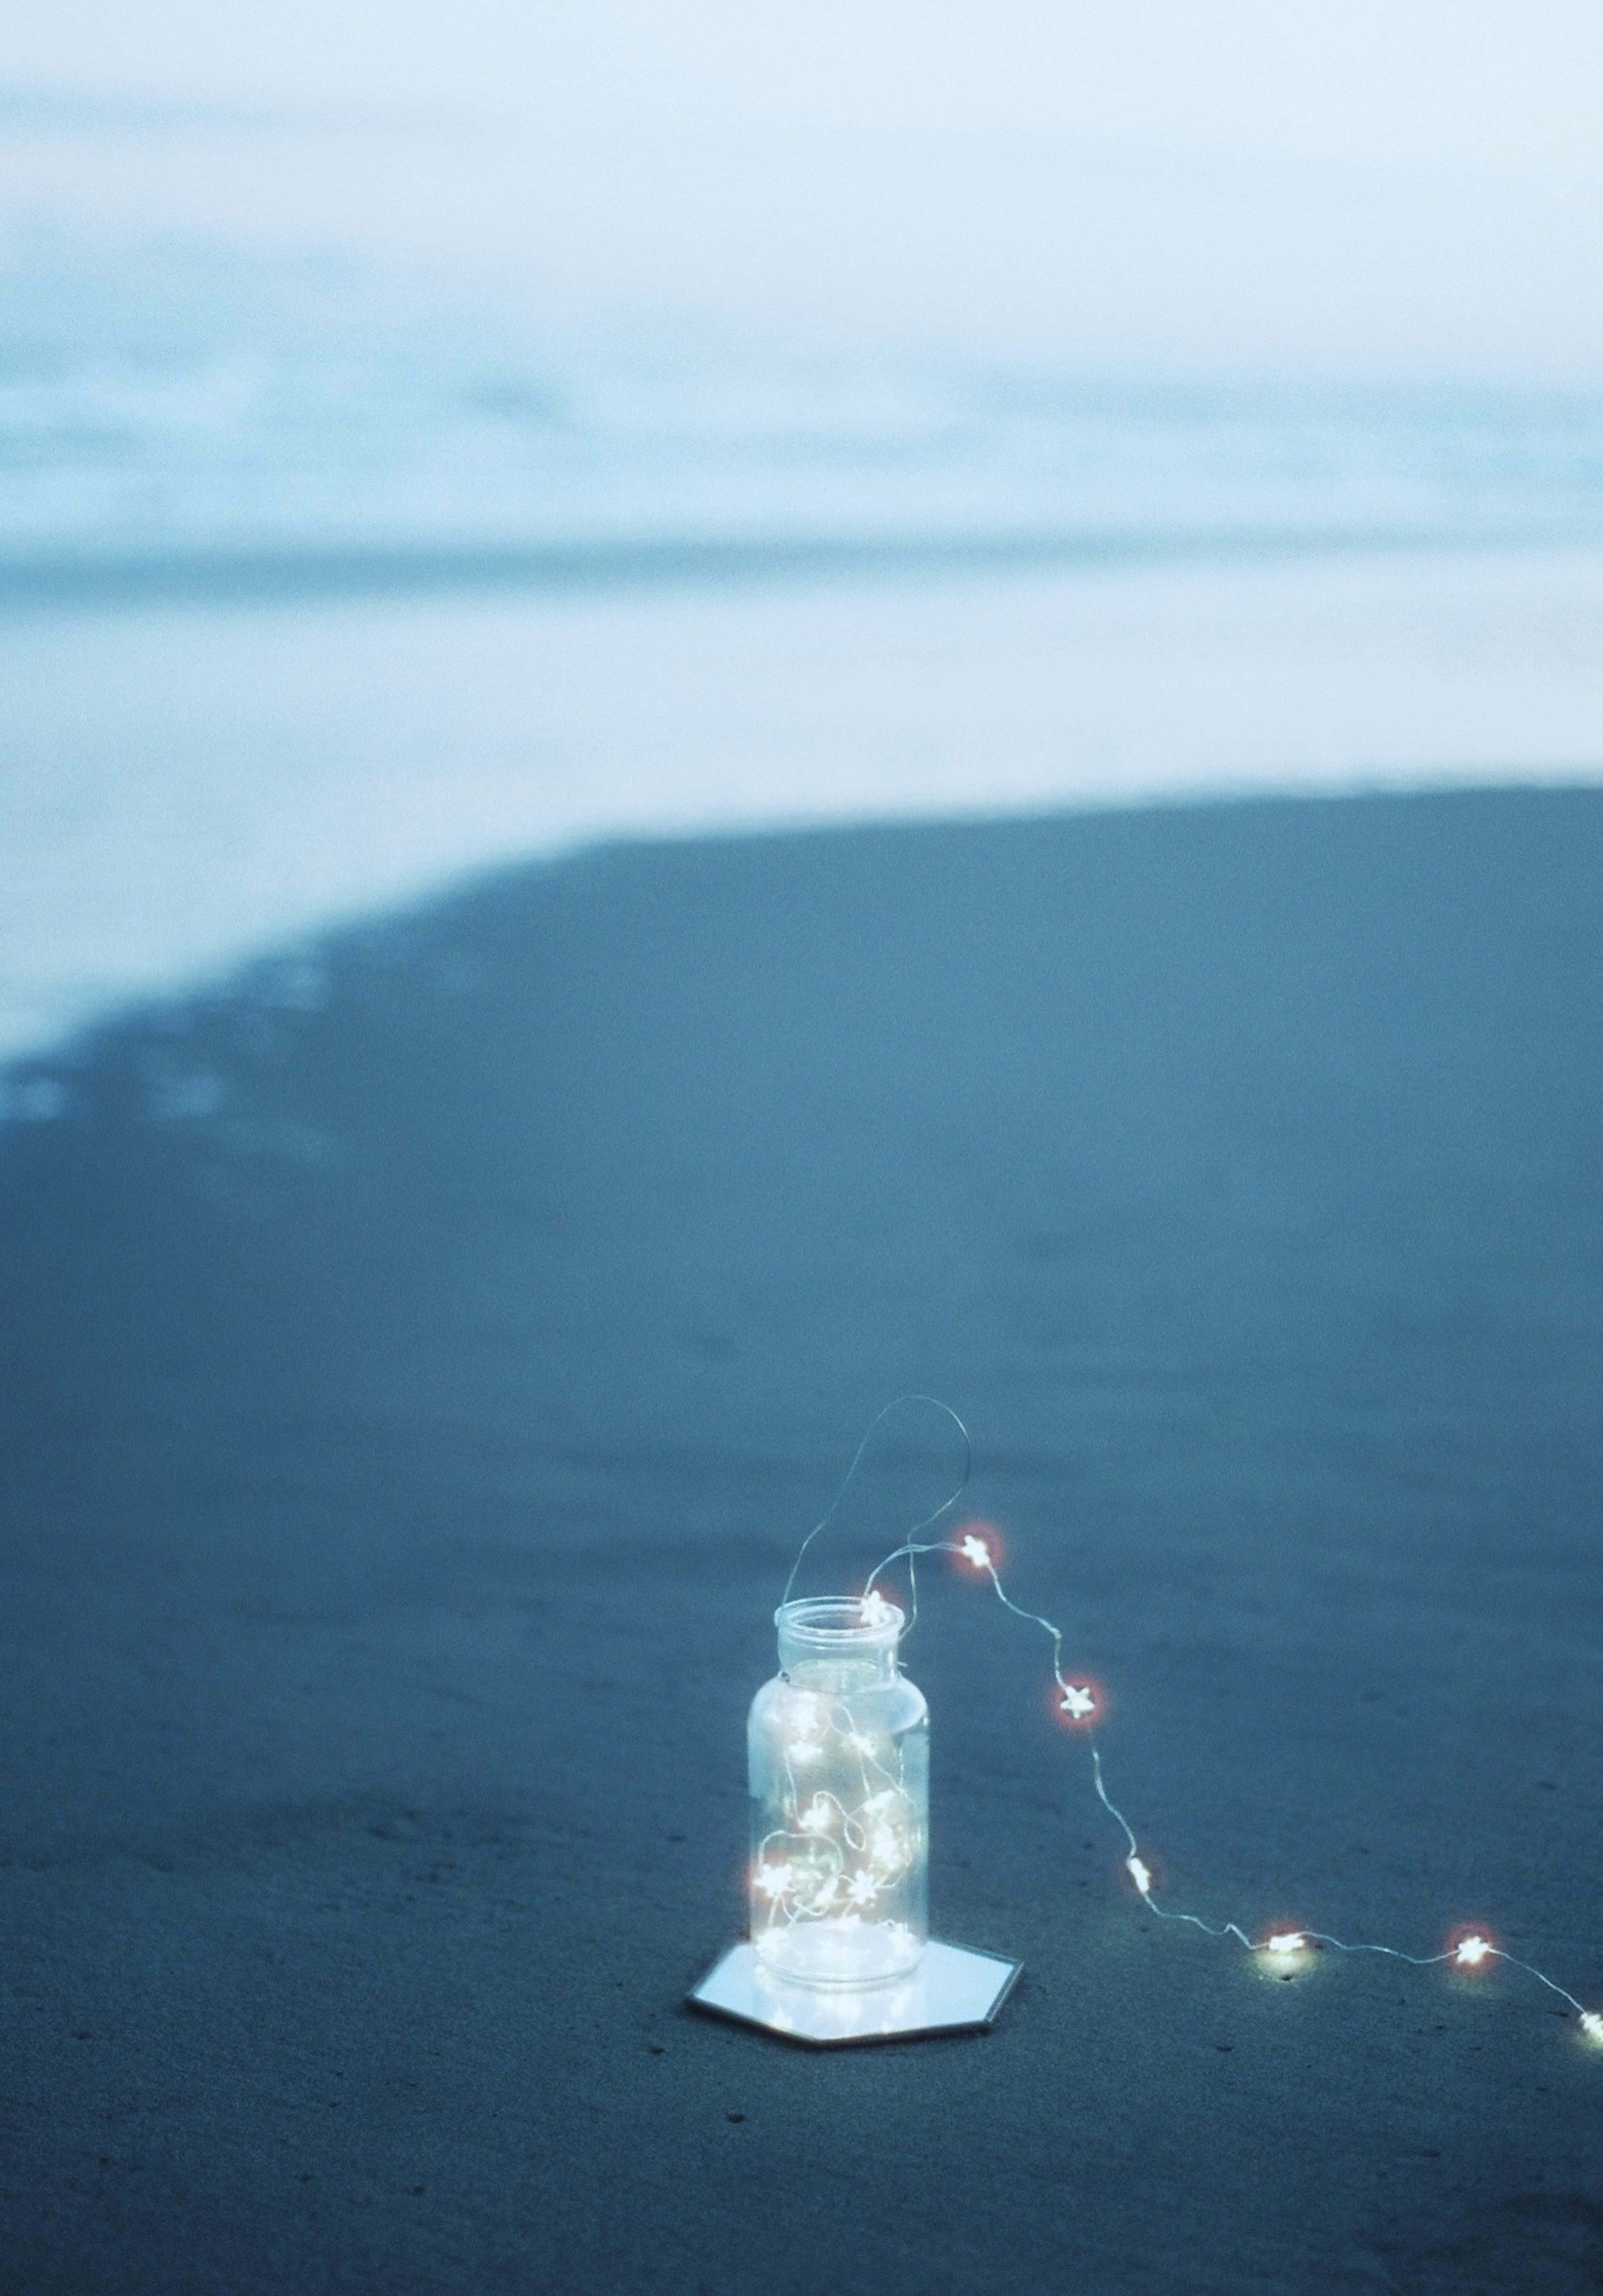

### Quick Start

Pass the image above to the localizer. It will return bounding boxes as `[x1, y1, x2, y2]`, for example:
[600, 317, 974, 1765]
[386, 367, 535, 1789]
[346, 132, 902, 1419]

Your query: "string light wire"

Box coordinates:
[789, 1406, 1601, 2051]
[782, 1394, 973, 1613]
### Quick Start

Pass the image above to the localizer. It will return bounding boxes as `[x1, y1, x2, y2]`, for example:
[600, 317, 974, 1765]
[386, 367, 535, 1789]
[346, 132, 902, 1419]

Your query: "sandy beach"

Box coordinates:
[3, 786, 1601, 2293]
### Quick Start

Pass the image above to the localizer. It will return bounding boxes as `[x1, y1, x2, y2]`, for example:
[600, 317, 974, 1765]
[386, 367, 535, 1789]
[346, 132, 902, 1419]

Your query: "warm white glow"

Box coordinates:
[1263, 1932, 1306, 1957]
[1455, 1934, 1493, 1967]
[1059, 1684, 1096, 1719]
[858, 1589, 898, 1628]
[959, 1533, 991, 1569]
[754, 1861, 791, 1899]
[1581, 2013, 1603, 2043]
[798, 1795, 834, 1833]
[1127, 1853, 1153, 1896]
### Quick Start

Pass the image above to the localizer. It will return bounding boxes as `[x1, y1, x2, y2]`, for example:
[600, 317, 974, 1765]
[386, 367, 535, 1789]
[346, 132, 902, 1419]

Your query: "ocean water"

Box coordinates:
[8, 235, 1603, 583]
[4, 233, 1603, 1073]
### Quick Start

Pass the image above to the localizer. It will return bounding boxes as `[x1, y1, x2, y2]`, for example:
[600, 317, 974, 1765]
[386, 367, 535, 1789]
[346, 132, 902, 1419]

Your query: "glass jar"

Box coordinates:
[748, 1595, 929, 1988]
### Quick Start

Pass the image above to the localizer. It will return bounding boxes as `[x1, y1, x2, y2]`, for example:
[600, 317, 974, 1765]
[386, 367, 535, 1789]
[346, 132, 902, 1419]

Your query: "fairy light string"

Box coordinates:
[791, 1399, 1601, 2051]
[750, 1659, 923, 1963]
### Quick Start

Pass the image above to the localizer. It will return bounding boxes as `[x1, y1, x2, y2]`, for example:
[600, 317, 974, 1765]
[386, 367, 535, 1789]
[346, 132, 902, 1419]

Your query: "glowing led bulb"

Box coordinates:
[1454, 1934, 1493, 1968]
[958, 1532, 991, 1569]
[799, 1795, 834, 1834]
[1059, 1684, 1096, 1720]
[858, 1589, 897, 1628]
[1262, 1932, 1306, 1957]
[754, 1861, 791, 1900]
[1581, 2013, 1603, 2043]
[1127, 1853, 1153, 1896]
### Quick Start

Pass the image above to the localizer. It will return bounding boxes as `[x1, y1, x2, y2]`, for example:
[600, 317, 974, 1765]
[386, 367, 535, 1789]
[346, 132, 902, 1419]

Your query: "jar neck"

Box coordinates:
[782, 1651, 900, 1691]
[775, 1596, 904, 1687]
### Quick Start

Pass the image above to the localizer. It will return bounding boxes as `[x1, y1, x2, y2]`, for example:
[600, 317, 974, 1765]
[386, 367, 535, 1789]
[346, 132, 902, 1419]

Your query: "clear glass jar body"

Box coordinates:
[748, 1597, 929, 1989]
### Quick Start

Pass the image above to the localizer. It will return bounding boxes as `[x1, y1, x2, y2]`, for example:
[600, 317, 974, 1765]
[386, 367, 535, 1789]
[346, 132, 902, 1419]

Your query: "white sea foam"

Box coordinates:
[4, 539, 1603, 1069]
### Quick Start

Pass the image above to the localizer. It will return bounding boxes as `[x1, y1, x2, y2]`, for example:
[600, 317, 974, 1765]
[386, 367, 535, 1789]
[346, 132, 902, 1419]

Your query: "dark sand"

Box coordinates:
[3, 788, 1601, 2293]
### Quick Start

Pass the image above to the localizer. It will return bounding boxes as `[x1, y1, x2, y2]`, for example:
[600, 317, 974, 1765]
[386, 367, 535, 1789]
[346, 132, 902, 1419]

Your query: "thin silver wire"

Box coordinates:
[781, 1396, 973, 1616]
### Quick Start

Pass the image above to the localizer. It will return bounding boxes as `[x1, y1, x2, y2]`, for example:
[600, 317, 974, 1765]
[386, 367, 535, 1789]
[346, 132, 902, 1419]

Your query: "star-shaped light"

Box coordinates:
[754, 1861, 791, 1899]
[843, 1730, 878, 1756]
[959, 1532, 991, 1570]
[798, 1795, 834, 1833]
[1454, 1933, 1493, 1968]
[1059, 1684, 1096, 1720]
[859, 1588, 897, 1629]
[1581, 2012, 1603, 2044]
[846, 1871, 878, 1907]
[1262, 1931, 1305, 1957]
[1126, 1853, 1153, 1896]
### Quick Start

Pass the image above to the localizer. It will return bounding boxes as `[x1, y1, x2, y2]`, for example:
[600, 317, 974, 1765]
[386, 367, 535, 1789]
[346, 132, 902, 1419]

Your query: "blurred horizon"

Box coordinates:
[7, 0, 1603, 379]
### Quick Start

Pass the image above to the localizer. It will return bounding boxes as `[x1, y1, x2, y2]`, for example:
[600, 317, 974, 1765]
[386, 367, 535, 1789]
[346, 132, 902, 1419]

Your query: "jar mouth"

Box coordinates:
[775, 1594, 905, 1651]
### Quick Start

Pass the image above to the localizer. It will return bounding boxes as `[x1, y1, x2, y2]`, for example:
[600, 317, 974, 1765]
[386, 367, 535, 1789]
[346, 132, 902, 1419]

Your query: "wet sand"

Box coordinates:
[2, 787, 1601, 2293]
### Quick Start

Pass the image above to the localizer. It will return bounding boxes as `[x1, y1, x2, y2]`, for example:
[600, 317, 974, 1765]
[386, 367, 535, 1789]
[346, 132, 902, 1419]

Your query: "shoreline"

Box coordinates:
[6, 539, 1603, 1069]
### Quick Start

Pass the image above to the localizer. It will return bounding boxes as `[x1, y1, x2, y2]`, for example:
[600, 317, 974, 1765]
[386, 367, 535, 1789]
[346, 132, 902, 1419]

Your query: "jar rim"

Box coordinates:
[774, 1594, 905, 1648]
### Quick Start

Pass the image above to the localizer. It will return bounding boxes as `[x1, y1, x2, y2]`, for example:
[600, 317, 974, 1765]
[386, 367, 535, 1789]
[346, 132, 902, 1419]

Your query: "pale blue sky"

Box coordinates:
[3, 2, 1603, 374]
